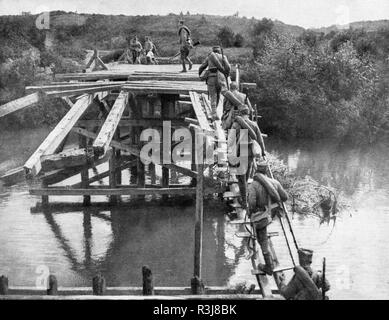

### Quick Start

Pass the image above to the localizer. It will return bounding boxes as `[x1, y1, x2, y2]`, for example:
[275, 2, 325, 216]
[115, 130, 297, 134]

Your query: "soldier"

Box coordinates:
[144, 36, 157, 65]
[229, 104, 266, 210]
[178, 20, 193, 72]
[198, 46, 231, 120]
[278, 249, 331, 300]
[129, 35, 143, 64]
[222, 81, 255, 129]
[247, 159, 288, 275]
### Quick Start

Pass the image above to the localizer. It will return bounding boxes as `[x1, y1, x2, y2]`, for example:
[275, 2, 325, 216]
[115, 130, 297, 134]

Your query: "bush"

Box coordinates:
[234, 33, 245, 47]
[217, 26, 235, 47]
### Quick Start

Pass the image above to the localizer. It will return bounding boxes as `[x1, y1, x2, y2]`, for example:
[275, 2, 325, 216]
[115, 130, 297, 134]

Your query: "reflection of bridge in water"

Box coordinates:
[35, 200, 246, 288]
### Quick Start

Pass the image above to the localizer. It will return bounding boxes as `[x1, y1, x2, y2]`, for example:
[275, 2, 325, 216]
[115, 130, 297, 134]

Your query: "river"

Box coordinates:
[0, 128, 388, 299]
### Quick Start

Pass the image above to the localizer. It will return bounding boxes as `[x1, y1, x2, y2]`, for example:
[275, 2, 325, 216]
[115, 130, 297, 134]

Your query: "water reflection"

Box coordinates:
[27, 200, 245, 288]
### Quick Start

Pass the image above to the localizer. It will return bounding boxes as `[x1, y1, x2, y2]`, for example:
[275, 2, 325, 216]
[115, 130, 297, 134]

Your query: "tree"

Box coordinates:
[217, 26, 235, 48]
[234, 33, 245, 47]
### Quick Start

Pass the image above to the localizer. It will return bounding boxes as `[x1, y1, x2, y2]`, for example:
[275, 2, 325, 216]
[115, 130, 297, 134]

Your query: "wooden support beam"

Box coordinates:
[189, 91, 212, 131]
[72, 127, 140, 157]
[192, 160, 205, 294]
[72, 159, 136, 188]
[0, 167, 25, 186]
[26, 82, 126, 94]
[76, 119, 187, 128]
[93, 91, 129, 157]
[40, 149, 112, 186]
[79, 135, 91, 206]
[0, 92, 41, 118]
[24, 94, 93, 177]
[29, 187, 198, 196]
[45, 85, 122, 98]
[40, 148, 93, 172]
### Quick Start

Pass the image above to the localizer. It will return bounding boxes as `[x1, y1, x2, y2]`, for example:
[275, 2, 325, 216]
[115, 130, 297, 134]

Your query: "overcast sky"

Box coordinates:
[0, 0, 388, 28]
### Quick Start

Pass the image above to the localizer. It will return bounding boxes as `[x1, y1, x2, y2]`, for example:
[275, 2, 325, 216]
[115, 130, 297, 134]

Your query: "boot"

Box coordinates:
[258, 253, 274, 276]
[180, 61, 187, 73]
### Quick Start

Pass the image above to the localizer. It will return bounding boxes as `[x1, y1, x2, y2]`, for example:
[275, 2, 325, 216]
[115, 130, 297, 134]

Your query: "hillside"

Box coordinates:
[313, 19, 389, 34]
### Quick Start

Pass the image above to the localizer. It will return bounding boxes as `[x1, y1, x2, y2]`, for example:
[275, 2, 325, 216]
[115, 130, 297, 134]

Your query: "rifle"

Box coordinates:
[220, 46, 230, 91]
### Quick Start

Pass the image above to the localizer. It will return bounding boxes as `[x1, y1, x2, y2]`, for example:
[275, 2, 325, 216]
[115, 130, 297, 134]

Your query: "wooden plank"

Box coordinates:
[93, 91, 129, 157]
[189, 91, 212, 131]
[40, 149, 112, 185]
[40, 148, 93, 172]
[0, 167, 25, 186]
[26, 82, 126, 94]
[0, 92, 41, 118]
[24, 95, 93, 176]
[72, 127, 140, 157]
[76, 119, 187, 128]
[45, 85, 123, 98]
[29, 187, 197, 196]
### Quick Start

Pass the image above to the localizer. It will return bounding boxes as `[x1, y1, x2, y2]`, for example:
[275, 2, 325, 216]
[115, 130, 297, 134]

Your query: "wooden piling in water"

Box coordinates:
[47, 275, 58, 295]
[92, 274, 106, 295]
[142, 266, 154, 296]
[192, 158, 205, 294]
[79, 134, 91, 206]
[0, 275, 9, 295]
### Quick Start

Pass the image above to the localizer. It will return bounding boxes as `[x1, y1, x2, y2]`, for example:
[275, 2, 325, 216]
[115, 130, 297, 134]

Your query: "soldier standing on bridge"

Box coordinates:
[198, 46, 231, 121]
[144, 36, 157, 65]
[247, 159, 288, 275]
[178, 20, 193, 72]
[129, 35, 143, 64]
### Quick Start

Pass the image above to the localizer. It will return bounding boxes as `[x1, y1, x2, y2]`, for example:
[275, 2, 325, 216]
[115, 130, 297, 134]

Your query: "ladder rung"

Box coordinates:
[251, 269, 266, 276]
[268, 232, 279, 238]
[235, 231, 255, 239]
[228, 220, 251, 225]
[223, 191, 239, 198]
[273, 266, 295, 273]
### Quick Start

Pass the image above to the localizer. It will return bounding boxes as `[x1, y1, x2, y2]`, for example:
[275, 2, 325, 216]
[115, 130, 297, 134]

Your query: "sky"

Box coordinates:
[0, 0, 388, 28]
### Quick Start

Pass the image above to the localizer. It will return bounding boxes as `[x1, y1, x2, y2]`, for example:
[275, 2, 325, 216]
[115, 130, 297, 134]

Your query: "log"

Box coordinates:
[142, 266, 154, 296]
[93, 91, 129, 157]
[47, 275, 58, 295]
[0, 92, 41, 118]
[92, 274, 106, 296]
[0, 276, 8, 295]
[24, 94, 93, 176]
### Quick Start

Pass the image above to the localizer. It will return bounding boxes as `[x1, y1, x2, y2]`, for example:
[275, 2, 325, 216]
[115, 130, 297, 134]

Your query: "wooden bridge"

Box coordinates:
[0, 61, 297, 300]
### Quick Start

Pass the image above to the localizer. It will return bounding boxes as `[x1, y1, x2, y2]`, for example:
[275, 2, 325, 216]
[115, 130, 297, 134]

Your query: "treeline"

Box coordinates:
[242, 19, 389, 144]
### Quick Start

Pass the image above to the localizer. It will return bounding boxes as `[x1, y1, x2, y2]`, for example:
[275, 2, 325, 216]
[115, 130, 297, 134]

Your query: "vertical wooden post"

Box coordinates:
[161, 95, 171, 201]
[137, 127, 145, 199]
[0, 275, 8, 295]
[236, 64, 240, 90]
[109, 149, 118, 205]
[191, 153, 205, 294]
[115, 130, 122, 186]
[92, 274, 106, 295]
[47, 275, 58, 295]
[41, 181, 49, 207]
[149, 163, 156, 185]
[79, 134, 91, 206]
[142, 266, 154, 296]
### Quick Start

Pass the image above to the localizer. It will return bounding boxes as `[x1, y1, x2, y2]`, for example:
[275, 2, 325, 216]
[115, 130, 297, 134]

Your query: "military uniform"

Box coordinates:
[178, 23, 193, 72]
[279, 249, 331, 300]
[247, 168, 288, 275]
[129, 37, 143, 64]
[198, 47, 231, 120]
[144, 38, 157, 64]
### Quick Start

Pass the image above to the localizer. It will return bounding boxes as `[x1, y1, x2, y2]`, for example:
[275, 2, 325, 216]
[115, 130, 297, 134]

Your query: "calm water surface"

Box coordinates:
[0, 128, 388, 299]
